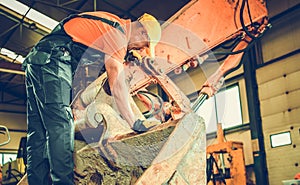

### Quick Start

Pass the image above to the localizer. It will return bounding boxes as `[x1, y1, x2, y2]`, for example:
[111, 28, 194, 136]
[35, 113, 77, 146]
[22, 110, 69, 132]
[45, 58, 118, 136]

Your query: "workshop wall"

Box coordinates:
[257, 55, 300, 185]
[0, 112, 26, 153]
[258, 5, 300, 184]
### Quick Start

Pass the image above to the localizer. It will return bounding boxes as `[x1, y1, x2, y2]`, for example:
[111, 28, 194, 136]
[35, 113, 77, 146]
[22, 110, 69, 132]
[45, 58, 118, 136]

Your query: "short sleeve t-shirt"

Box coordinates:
[63, 11, 131, 62]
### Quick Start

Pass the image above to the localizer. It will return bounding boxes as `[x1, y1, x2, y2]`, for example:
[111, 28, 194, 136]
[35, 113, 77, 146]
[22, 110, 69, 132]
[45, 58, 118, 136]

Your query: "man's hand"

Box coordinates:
[105, 56, 136, 127]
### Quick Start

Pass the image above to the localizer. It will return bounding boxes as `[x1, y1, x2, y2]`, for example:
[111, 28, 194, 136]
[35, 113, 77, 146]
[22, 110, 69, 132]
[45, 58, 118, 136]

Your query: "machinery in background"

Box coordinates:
[0, 125, 10, 147]
[207, 123, 246, 185]
[0, 125, 11, 184]
[1, 137, 27, 185]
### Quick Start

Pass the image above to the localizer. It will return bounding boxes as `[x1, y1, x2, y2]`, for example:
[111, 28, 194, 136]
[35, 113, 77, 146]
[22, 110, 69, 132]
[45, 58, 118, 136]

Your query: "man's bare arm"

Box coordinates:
[105, 56, 136, 128]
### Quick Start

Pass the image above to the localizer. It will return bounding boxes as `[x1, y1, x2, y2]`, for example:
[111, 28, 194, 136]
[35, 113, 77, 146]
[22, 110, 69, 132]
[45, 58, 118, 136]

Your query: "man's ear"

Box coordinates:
[144, 47, 151, 57]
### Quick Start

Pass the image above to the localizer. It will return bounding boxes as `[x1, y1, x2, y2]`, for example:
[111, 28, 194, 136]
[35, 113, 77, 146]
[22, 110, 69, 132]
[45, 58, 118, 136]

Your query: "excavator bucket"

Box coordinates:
[71, 75, 206, 184]
[73, 108, 206, 185]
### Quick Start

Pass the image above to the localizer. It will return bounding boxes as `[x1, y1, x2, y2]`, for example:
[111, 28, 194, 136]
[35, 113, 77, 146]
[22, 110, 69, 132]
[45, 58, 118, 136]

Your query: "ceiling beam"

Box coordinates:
[0, 59, 24, 75]
[102, 0, 136, 19]
[34, 0, 82, 14]
[0, 4, 51, 34]
[59, 0, 81, 6]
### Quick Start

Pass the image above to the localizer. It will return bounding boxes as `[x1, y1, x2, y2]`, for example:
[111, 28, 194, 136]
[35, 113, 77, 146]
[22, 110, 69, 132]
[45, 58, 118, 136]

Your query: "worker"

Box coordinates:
[22, 11, 161, 185]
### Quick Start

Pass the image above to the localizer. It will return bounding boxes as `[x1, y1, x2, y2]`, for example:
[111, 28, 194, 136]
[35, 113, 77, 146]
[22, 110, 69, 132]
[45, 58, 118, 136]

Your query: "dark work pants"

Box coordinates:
[25, 49, 74, 185]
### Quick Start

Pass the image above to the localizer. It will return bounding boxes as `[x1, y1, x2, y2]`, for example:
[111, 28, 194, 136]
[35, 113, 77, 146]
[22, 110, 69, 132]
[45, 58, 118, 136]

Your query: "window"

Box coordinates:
[196, 97, 217, 133]
[0, 153, 17, 165]
[270, 131, 292, 148]
[0, 0, 58, 30]
[194, 84, 243, 133]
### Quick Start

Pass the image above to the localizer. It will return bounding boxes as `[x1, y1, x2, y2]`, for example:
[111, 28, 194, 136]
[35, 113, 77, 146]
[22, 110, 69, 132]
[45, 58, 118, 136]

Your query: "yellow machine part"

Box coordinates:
[2, 158, 26, 185]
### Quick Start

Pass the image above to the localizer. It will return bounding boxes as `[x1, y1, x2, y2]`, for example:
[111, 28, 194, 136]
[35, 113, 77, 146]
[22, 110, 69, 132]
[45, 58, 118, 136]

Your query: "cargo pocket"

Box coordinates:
[41, 61, 63, 104]
[65, 106, 74, 152]
[41, 47, 72, 104]
[57, 49, 72, 106]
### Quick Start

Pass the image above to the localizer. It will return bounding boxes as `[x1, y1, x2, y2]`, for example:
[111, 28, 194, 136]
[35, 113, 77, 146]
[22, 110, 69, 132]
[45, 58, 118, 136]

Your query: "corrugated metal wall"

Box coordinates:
[257, 5, 300, 184]
[257, 55, 300, 185]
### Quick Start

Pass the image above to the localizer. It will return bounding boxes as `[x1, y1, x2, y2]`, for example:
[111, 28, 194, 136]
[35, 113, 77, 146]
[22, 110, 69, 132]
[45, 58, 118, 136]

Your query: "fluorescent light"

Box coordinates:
[0, 48, 25, 63]
[0, 0, 58, 30]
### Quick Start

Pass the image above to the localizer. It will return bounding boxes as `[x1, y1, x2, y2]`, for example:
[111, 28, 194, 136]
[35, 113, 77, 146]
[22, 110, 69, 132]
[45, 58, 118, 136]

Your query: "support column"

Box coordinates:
[243, 45, 269, 185]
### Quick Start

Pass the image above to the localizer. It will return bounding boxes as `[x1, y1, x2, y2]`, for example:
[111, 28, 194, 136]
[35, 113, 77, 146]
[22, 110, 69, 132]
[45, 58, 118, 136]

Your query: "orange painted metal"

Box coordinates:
[127, 0, 267, 184]
[207, 123, 247, 185]
[155, 0, 268, 68]
[128, 0, 269, 99]
[200, 34, 251, 97]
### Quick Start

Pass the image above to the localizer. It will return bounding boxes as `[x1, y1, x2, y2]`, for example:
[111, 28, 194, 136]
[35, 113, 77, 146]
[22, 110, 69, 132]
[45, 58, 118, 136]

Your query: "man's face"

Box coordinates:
[128, 26, 150, 57]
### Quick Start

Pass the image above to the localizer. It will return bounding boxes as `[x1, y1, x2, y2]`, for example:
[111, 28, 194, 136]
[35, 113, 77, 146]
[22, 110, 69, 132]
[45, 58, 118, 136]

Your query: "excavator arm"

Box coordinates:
[126, 0, 269, 114]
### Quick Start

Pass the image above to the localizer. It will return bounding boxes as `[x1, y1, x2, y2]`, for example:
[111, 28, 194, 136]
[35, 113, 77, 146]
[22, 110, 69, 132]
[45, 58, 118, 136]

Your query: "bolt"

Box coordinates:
[203, 38, 209, 42]
[94, 113, 103, 123]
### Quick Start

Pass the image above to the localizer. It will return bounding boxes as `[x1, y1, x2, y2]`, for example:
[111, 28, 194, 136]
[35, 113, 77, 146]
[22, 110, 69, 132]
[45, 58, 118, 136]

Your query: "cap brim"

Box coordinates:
[149, 43, 155, 58]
